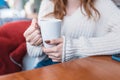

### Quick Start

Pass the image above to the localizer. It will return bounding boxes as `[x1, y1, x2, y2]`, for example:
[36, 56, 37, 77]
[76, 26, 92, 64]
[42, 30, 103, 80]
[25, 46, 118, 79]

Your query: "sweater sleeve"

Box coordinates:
[26, 42, 43, 57]
[27, 0, 54, 57]
[62, 0, 120, 62]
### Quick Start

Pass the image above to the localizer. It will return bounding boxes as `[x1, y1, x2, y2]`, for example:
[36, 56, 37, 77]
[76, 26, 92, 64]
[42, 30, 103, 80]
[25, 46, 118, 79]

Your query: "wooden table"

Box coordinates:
[0, 56, 120, 80]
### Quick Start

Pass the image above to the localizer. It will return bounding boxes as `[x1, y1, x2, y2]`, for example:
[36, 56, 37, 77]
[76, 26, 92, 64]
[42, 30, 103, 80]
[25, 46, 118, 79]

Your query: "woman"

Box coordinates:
[24, 0, 120, 68]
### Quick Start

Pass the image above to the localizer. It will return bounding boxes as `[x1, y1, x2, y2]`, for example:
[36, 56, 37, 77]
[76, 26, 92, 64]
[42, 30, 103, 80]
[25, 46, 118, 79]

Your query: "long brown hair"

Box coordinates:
[51, 0, 100, 19]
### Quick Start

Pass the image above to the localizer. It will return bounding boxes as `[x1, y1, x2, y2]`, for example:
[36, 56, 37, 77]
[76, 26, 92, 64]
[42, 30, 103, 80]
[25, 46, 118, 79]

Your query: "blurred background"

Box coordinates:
[0, 0, 42, 26]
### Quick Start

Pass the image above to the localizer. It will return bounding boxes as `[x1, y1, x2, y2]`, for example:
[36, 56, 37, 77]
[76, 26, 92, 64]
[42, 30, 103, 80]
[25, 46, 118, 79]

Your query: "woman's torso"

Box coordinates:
[39, 0, 115, 39]
[61, 0, 111, 39]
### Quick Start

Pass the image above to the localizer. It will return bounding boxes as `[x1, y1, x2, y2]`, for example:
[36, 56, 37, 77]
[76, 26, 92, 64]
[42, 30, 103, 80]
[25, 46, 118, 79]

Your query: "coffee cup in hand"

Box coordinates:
[38, 19, 62, 48]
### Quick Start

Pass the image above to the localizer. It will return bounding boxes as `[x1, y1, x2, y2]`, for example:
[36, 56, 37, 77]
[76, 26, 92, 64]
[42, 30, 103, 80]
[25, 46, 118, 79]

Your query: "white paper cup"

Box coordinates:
[38, 19, 62, 48]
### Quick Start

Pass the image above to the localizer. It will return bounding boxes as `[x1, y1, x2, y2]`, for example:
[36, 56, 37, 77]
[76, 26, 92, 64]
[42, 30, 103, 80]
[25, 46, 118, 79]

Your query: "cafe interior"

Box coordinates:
[0, 0, 120, 80]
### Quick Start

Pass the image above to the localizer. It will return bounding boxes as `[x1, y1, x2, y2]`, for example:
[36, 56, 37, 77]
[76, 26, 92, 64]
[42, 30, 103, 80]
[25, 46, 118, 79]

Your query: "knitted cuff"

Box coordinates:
[62, 37, 77, 62]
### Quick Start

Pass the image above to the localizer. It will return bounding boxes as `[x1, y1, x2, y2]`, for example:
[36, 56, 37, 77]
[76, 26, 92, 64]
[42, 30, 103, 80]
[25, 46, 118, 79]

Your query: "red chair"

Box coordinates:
[0, 20, 31, 75]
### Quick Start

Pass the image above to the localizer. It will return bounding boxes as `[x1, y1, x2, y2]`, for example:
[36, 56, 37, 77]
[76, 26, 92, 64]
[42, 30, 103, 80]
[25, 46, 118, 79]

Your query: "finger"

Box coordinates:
[30, 36, 42, 46]
[31, 18, 38, 26]
[42, 47, 57, 53]
[45, 38, 63, 45]
[44, 52, 61, 59]
[31, 34, 42, 43]
[48, 55, 61, 62]
[24, 26, 36, 37]
[24, 22, 40, 38]
[48, 55, 56, 59]
[32, 18, 41, 30]
[34, 38, 43, 46]
[26, 30, 40, 42]
[48, 55, 61, 60]
[52, 59, 61, 62]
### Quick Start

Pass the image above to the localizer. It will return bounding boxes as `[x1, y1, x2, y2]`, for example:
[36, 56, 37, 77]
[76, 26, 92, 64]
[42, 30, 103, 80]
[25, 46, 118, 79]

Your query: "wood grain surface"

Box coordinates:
[0, 56, 120, 80]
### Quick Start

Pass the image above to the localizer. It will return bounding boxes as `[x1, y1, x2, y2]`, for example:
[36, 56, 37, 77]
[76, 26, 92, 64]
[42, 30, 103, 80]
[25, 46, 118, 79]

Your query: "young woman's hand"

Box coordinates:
[42, 38, 63, 62]
[24, 19, 42, 46]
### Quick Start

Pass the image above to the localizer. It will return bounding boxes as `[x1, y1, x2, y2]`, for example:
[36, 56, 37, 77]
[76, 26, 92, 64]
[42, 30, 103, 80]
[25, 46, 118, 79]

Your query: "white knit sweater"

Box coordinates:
[27, 0, 120, 63]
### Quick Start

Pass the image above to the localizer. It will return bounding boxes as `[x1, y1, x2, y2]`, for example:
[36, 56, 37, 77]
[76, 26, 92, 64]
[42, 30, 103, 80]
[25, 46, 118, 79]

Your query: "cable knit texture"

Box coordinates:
[27, 0, 120, 62]
[26, 0, 54, 64]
